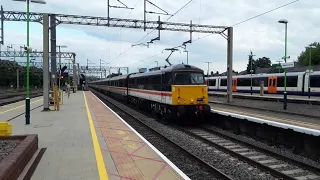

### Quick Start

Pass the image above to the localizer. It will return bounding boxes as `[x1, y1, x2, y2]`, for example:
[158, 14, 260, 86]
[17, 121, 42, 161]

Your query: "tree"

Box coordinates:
[255, 57, 272, 68]
[246, 51, 256, 74]
[297, 42, 320, 66]
[0, 59, 43, 89]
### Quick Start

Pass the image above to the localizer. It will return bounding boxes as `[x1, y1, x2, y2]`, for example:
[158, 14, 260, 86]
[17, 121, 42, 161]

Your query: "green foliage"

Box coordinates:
[0, 59, 43, 89]
[297, 42, 320, 66]
[246, 51, 272, 74]
[255, 57, 272, 68]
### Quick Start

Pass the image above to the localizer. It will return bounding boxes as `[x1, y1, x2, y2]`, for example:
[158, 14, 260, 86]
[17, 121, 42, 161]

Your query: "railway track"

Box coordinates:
[90, 88, 232, 180]
[0, 92, 43, 106]
[178, 126, 320, 180]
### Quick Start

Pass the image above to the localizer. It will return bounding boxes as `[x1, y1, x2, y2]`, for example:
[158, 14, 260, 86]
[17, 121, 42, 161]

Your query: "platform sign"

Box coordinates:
[276, 65, 282, 69]
[280, 62, 294, 69]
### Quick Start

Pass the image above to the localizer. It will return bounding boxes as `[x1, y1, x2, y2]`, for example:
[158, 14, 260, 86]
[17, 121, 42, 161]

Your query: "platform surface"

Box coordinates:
[3, 91, 188, 180]
[7, 92, 99, 180]
[85, 91, 187, 180]
[212, 103, 320, 130]
[209, 91, 320, 101]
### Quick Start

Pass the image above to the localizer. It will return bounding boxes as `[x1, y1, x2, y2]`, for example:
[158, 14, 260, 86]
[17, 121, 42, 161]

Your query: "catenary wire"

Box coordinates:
[135, 0, 300, 66]
[192, 0, 300, 43]
[112, 0, 299, 67]
[109, 0, 196, 64]
[106, 0, 141, 59]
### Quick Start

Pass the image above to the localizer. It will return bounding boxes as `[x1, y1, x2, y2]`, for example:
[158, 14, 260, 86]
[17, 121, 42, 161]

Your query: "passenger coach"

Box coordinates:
[206, 71, 320, 96]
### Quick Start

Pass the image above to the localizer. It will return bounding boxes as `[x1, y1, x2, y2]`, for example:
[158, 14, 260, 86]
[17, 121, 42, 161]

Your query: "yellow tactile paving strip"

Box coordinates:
[86, 92, 184, 180]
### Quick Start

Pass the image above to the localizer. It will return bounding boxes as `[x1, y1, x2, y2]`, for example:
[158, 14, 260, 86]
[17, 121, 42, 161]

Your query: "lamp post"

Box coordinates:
[248, 51, 255, 95]
[205, 62, 212, 76]
[57, 45, 67, 92]
[278, 19, 288, 110]
[12, 0, 46, 125]
[305, 45, 316, 98]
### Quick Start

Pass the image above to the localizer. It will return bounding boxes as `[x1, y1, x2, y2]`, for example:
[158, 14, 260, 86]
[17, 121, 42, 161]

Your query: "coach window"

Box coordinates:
[277, 77, 284, 87]
[310, 75, 320, 87]
[221, 79, 227, 86]
[209, 79, 216, 86]
[287, 76, 298, 87]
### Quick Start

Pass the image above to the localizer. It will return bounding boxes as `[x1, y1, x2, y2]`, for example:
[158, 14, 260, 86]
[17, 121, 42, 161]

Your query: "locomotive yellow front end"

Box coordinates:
[172, 85, 208, 105]
[170, 69, 211, 121]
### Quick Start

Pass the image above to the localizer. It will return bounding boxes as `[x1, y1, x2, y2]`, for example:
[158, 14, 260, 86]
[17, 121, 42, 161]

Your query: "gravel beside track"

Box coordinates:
[205, 125, 320, 167]
[0, 140, 21, 161]
[91, 89, 226, 180]
[181, 127, 320, 180]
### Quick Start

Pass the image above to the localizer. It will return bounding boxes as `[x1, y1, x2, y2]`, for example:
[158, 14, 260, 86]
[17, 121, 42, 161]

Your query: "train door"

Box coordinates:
[268, 76, 277, 93]
[232, 78, 237, 92]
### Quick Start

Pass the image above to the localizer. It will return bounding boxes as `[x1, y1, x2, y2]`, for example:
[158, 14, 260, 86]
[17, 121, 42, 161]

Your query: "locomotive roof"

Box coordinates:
[130, 64, 204, 78]
[90, 64, 204, 83]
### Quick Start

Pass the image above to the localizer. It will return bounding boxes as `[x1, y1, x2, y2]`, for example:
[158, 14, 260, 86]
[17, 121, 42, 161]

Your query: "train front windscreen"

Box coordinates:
[173, 71, 206, 85]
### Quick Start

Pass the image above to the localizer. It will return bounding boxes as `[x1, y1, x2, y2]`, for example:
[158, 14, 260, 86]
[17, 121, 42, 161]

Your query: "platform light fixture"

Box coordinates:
[278, 19, 289, 110]
[12, 0, 46, 125]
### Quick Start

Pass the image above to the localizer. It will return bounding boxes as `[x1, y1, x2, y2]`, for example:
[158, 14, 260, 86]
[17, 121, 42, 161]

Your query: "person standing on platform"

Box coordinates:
[67, 83, 71, 98]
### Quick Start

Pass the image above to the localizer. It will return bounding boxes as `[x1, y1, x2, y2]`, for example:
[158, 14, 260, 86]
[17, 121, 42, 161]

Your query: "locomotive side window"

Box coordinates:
[173, 72, 205, 85]
[154, 75, 161, 91]
[147, 75, 161, 91]
[164, 72, 172, 91]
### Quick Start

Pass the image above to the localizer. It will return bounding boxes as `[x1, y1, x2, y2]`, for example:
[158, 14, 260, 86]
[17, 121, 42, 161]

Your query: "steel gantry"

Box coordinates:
[0, 4, 234, 103]
[1, 10, 227, 34]
[0, 50, 74, 58]
[80, 65, 129, 79]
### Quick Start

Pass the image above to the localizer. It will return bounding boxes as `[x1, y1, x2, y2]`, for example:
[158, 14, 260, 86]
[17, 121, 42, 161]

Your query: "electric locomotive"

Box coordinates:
[89, 64, 211, 123]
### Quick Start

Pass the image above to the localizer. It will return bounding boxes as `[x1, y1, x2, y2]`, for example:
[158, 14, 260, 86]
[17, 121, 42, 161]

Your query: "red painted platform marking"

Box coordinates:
[153, 164, 168, 180]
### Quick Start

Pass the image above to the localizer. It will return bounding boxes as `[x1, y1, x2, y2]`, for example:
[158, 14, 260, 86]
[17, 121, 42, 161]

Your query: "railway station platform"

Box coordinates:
[209, 95, 320, 134]
[209, 91, 320, 104]
[1, 91, 188, 180]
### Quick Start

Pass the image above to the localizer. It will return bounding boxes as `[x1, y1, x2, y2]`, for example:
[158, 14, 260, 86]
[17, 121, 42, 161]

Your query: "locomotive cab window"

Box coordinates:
[173, 72, 205, 85]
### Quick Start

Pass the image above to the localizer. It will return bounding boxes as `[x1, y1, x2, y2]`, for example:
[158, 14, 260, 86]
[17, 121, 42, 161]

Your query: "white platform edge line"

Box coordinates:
[211, 109, 320, 136]
[91, 92, 191, 180]
[208, 92, 320, 102]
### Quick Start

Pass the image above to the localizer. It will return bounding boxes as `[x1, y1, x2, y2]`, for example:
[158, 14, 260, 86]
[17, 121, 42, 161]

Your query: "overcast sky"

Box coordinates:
[1, 0, 319, 75]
